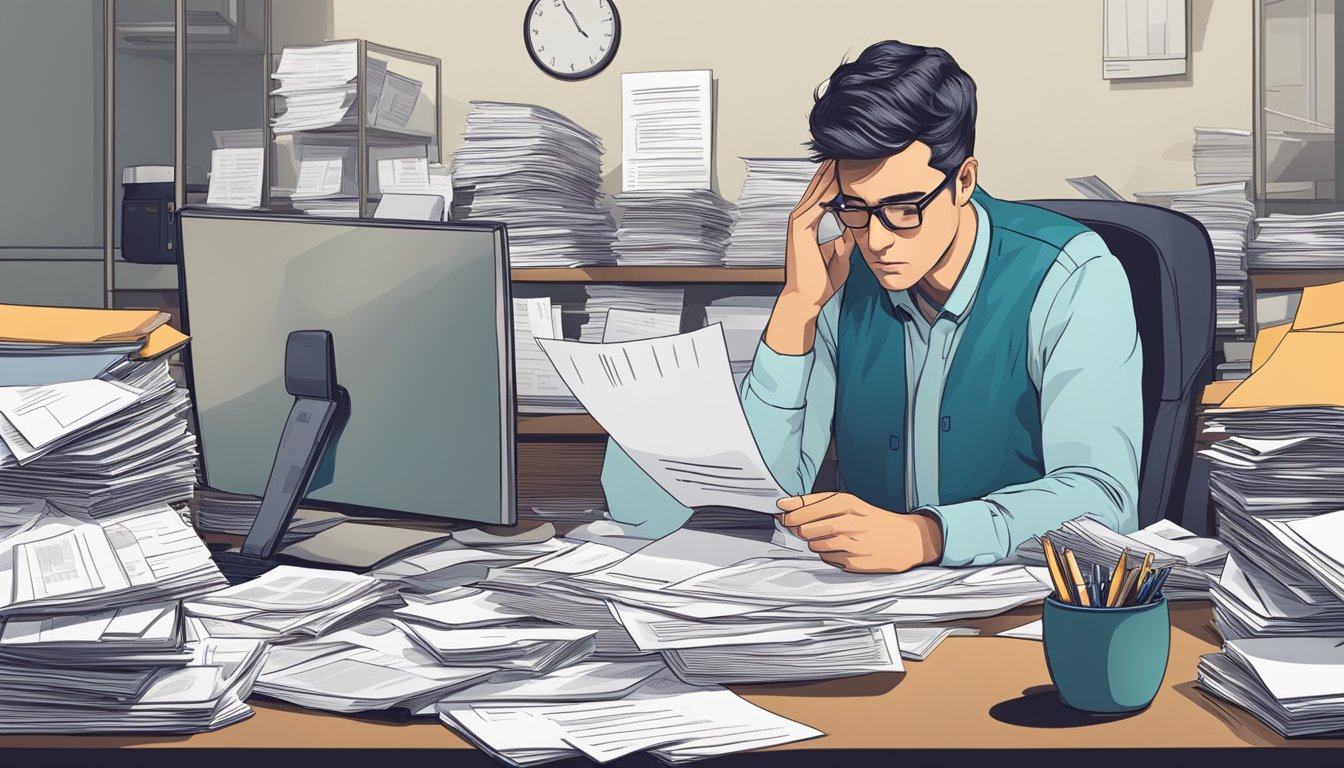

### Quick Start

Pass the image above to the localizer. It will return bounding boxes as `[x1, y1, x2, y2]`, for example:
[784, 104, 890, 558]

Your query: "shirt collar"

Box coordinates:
[887, 196, 990, 324]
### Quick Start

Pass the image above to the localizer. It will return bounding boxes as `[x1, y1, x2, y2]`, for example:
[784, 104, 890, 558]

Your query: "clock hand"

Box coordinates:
[560, 0, 589, 38]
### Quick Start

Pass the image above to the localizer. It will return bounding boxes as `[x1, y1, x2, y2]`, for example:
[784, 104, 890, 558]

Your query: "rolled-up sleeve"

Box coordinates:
[922, 234, 1143, 566]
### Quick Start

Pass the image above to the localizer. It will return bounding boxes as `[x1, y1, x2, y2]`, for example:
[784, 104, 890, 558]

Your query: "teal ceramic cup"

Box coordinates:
[1042, 595, 1170, 713]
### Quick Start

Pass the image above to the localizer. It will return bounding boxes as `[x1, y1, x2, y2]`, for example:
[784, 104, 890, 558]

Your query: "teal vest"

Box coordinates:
[833, 188, 1088, 511]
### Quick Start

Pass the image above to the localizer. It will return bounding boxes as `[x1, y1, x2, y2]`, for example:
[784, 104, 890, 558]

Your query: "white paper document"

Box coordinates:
[537, 325, 786, 514]
[621, 70, 713, 192]
[601, 309, 681, 343]
[440, 671, 822, 765]
[206, 148, 264, 209]
[0, 379, 141, 458]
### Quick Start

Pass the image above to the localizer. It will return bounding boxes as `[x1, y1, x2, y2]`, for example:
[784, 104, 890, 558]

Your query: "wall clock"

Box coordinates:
[524, 0, 621, 81]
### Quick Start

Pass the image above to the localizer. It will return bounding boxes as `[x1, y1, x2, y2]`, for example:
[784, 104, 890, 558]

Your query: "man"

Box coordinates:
[599, 40, 1142, 573]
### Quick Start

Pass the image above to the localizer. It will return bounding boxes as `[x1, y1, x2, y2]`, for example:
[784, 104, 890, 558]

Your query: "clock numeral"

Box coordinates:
[604, 31, 613, 38]
[599, 44, 606, 52]
[550, 56, 555, 66]
[532, 28, 539, 35]
[554, 0, 561, 5]
[535, 8, 543, 16]
[589, 55, 596, 64]
[537, 45, 544, 52]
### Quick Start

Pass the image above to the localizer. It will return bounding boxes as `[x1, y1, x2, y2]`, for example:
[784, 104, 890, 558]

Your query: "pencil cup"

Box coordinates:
[1042, 595, 1170, 714]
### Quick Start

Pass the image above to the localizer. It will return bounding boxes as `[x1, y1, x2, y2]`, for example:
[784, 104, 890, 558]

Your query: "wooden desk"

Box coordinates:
[2, 602, 1341, 764]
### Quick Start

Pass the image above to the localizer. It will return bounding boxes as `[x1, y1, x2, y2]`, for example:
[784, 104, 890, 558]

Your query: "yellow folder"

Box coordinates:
[0, 304, 188, 359]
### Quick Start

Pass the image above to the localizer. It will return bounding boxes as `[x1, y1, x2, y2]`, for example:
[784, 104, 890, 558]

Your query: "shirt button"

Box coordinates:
[941, 416, 952, 432]
[889, 435, 901, 451]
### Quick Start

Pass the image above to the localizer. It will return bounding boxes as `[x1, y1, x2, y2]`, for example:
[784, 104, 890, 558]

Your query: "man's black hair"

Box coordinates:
[807, 40, 977, 174]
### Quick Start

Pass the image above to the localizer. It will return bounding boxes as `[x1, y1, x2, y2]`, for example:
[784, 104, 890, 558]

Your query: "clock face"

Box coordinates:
[525, 0, 620, 80]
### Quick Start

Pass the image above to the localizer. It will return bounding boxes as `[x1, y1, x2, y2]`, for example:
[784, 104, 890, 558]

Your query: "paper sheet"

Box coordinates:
[206, 148, 264, 209]
[602, 309, 681, 343]
[621, 70, 713, 192]
[0, 378, 141, 460]
[537, 326, 786, 514]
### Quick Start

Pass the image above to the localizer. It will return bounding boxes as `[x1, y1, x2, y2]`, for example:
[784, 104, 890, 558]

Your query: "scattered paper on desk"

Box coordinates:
[621, 70, 713, 192]
[206, 148, 263, 209]
[997, 619, 1043, 641]
[537, 326, 786, 515]
[440, 670, 822, 765]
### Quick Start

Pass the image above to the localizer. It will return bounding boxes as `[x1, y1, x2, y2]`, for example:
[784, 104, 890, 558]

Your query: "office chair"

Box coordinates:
[1027, 199, 1216, 535]
[813, 199, 1217, 535]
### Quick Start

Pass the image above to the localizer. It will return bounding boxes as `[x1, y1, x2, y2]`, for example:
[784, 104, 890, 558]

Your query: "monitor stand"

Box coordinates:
[211, 330, 350, 585]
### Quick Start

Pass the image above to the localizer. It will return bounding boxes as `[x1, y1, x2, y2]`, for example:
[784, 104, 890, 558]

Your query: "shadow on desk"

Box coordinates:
[990, 684, 1143, 729]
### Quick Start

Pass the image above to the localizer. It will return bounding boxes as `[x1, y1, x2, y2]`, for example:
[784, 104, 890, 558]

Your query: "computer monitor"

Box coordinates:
[177, 209, 515, 527]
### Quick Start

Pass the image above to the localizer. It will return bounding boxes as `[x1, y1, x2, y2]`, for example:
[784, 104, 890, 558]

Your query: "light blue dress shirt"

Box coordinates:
[600, 198, 1143, 566]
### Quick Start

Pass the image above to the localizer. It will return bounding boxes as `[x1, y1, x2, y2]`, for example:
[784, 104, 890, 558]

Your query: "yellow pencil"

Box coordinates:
[1063, 549, 1091, 607]
[1105, 547, 1128, 607]
[1134, 552, 1155, 598]
[1042, 537, 1073, 604]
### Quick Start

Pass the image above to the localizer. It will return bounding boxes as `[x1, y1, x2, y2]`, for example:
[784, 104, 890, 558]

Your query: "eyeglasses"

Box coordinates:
[821, 170, 955, 232]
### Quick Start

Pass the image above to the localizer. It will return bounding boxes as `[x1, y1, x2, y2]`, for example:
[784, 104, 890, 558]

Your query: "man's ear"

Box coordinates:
[955, 157, 979, 204]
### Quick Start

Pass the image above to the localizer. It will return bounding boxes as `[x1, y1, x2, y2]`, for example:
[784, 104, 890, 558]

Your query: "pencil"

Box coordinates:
[1063, 549, 1091, 607]
[1135, 552, 1155, 597]
[1104, 547, 1128, 607]
[1042, 536, 1073, 604]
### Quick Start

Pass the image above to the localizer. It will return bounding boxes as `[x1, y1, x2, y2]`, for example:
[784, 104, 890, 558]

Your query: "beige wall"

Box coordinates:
[292, 0, 1253, 201]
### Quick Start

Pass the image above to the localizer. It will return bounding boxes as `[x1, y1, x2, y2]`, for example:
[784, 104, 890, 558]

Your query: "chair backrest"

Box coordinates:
[1026, 199, 1215, 532]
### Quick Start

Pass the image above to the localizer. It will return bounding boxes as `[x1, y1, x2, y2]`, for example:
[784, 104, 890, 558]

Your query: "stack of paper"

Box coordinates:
[724, 158, 818, 267]
[0, 634, 268, 734]
[255, 617, 492, 714]
[0, 503, 226, 614]
[1196, 282, 1344, 735]
[185, 565, 399, 640]
[661, 624, 902, 685]
[439, 671, 822, 765]
[396, 621, 596, 674]
[1134, 182, 1254, 334]
[613, 189, 735, 266]
[0, 601, 189, 667]
[705, 296, 773, 390]
[1016, 517, 1228, 600]
[0, 304, 188, 386]
[0, 359, 198, 518]
[1193, 127, 1253, 185]
[1248, 210, 1344, 270]
[370, 537, 576, 594]
[435, 659, 666, 707]
[450, 101, 616, 267]
[513, 297, 583, 414]
[482, 528, 1049, 681]
[579, 285, 684, 343]
[212, 128, 263, 149]
[271, 41, 361, 133]
[1198, 637, 1344, 738]
[517, 442, 609, 523]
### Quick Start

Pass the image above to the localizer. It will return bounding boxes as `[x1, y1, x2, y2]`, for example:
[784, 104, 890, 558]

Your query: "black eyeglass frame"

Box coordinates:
[820, 169, 957, 232]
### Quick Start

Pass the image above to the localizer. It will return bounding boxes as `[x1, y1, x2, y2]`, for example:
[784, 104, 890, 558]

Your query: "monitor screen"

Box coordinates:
[178, 210, 515, 526]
